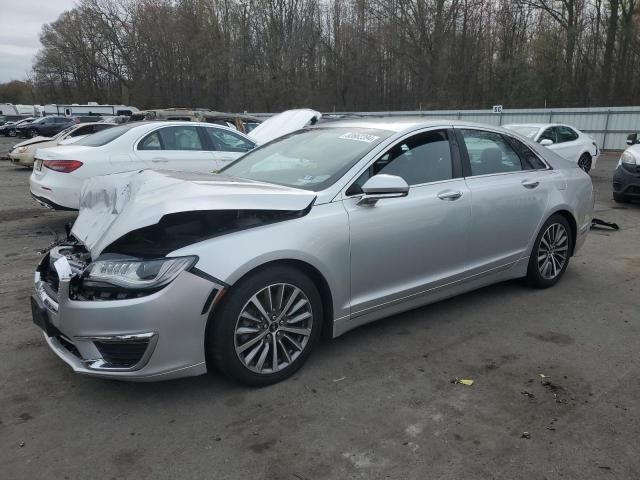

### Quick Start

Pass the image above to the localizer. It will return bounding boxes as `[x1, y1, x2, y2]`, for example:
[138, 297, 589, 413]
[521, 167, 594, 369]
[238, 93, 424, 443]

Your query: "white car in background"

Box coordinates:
[504, 123, 598, 173]
[10, 122, 116, 168]
[30, 109, 321, 210]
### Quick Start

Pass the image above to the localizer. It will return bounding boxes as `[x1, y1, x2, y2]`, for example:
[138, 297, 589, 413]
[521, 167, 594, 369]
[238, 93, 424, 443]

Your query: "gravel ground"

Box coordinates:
[0, 136, 639, 479]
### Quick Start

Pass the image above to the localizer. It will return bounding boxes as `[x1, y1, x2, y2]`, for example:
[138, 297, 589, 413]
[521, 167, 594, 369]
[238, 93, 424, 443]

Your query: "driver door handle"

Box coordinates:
[151, 157, 169, 163]
[437, 190, 463, 201]
[522, 179, 539, 189]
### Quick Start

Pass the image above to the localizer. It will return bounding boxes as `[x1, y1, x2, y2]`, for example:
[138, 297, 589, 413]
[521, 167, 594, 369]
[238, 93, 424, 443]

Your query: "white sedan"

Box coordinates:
[29, 121, 257, 210]
[504, 123, 598, 173]
[30, 109, 320, 210]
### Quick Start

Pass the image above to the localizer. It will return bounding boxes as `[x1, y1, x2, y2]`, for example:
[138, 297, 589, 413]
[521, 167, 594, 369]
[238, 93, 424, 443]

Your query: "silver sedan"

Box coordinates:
[32, 119, 594, 385]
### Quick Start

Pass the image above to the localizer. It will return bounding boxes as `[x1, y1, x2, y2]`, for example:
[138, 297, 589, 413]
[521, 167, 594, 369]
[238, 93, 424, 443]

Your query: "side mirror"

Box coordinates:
[540, 139, 554, 146]
[358, 174, 409, 205]
[626, 133, 638, 146]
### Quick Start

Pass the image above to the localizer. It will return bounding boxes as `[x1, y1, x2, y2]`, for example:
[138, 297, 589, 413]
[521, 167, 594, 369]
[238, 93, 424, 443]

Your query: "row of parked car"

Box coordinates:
[27, 110, 600, 386]
[0, 114, 124, 139]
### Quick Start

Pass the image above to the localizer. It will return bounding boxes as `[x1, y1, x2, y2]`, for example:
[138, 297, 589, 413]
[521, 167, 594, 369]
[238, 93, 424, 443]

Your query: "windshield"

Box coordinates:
[506, 125, 540, 139]
[74, 124, 131, 147]
[222, 127, 391, 191]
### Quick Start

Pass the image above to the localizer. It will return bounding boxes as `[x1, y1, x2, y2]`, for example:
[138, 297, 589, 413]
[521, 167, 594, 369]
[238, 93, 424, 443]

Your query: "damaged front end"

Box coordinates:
[32, 169, 316, 379]
[33, 239, 162, 372]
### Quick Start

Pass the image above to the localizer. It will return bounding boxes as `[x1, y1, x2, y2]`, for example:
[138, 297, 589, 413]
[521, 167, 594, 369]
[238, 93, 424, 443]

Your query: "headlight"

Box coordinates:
[83, 256, 197, 290]
[14, 146, 28, 154]
[621, 151, 637, 165]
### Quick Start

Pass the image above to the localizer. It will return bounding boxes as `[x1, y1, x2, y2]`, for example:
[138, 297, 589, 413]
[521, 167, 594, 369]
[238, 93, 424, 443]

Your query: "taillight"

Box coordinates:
[43, 160, 83, 173]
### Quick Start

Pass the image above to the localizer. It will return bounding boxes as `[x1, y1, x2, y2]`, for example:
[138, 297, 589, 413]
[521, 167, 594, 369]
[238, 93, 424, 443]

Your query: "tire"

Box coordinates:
[8, 129, 16, 137]
[578, 153, 592, 173]
[613, 193, 629, 203]
[526, 214, 573, 289]
[27, 129, 37, 138]
[209, 265, 323, 386]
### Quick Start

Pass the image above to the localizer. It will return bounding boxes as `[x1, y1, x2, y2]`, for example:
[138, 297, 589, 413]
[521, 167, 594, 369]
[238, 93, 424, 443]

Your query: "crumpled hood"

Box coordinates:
[248, 109, 321, 144]
[72, 169, 317, 258]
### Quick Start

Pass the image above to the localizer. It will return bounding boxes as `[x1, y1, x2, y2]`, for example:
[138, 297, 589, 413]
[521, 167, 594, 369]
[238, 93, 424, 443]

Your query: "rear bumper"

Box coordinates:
[30, 172, 80, 210]
[31, 193, 77, 211]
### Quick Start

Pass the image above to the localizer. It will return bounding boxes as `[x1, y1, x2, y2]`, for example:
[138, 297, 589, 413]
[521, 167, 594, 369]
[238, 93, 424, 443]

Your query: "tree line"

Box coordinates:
[2, 0, 639, 111]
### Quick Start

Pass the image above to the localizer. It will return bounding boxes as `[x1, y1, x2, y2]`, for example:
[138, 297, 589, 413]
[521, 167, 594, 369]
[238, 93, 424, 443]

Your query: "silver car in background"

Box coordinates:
[31, 119, 594, 385]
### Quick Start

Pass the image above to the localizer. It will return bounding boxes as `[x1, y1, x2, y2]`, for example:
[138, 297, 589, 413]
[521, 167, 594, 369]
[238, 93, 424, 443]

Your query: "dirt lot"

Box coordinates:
[0, 136, 639, 480]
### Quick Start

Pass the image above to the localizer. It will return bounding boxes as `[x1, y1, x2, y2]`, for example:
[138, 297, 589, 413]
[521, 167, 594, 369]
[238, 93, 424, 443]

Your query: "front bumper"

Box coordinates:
[9, 150, 35, 167]
[32, 257, 224, 381]
[613, 163, 640, 199]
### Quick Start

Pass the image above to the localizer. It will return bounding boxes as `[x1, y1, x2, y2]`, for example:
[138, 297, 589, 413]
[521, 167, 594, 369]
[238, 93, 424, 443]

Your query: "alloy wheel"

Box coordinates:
[234, 283, 313, 374]
[578, 155, 591, 173]
[537, 223, 569, 280]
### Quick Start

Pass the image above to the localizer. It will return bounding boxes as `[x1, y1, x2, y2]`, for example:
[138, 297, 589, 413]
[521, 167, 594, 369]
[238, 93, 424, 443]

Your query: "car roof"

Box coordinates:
[75, 122, 114, 127]
[504, 123, 575, 129]
[311, 117, 514, 133]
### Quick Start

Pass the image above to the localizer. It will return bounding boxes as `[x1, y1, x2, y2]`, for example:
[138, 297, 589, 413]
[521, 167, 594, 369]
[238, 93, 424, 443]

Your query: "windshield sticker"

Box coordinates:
[339, 132, 380, 143]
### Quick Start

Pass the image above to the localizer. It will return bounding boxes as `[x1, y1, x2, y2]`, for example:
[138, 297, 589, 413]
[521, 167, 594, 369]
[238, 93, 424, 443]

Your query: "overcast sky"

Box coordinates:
[0, 0, 77, 82]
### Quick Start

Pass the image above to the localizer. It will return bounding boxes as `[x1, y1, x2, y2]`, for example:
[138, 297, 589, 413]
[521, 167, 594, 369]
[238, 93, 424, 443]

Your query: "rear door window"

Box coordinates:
[505, 136, 548, 170]
[556, 126, 579, 143]
[460, 129, 523, 176]
[202, 127, 255, 153]
[539, 128, 556, 143]
[158, 126, 204, 151]
[138, 131, 163, 150]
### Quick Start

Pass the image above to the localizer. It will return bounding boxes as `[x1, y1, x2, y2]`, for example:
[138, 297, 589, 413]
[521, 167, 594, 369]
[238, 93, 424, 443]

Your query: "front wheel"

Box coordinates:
[26, 128, 37, 138]
[527, 214, 573, 288]
[209, 265, 323, 386]
[578, 153, 592, 173]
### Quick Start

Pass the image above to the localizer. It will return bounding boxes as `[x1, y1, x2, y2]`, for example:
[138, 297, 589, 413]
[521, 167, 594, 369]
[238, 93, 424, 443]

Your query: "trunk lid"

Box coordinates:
[248, 109, 321, 145]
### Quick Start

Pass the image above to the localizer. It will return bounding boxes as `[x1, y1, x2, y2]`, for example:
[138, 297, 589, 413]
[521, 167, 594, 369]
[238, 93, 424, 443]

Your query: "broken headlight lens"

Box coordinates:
[621, 151, 637, 165]
[83, 256, 197, 290]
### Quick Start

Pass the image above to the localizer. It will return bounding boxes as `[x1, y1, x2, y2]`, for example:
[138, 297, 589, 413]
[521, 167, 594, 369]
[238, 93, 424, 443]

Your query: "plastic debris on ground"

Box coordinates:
[450, 378, 474, 386]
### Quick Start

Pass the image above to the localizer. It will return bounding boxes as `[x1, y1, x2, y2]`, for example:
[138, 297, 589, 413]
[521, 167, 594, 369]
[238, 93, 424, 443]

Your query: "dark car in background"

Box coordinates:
[15, 116, 75, 138]
[0, 117, 36, 137]
[0, 114, 32, 127]
[613, 133, 640, 203]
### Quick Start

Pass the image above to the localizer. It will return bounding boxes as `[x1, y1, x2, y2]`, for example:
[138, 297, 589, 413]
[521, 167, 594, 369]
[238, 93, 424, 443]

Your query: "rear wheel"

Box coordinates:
[27, 128, 37, 138]
[8, 129, 16, 137]
[209, 265, 323, 386]
[578, 153, 592, 173]
[527, 214, 573, 288]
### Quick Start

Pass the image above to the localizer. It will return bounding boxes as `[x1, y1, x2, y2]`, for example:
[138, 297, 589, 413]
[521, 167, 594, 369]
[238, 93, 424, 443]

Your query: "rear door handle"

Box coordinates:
[151, 157, 169, 163]
[522, 179, 539, 189]
[437, 190, 463, 201]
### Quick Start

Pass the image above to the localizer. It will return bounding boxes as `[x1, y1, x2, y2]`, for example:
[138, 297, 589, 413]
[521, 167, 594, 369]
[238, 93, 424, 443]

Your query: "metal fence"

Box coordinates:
[256, 106, 640, 151]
